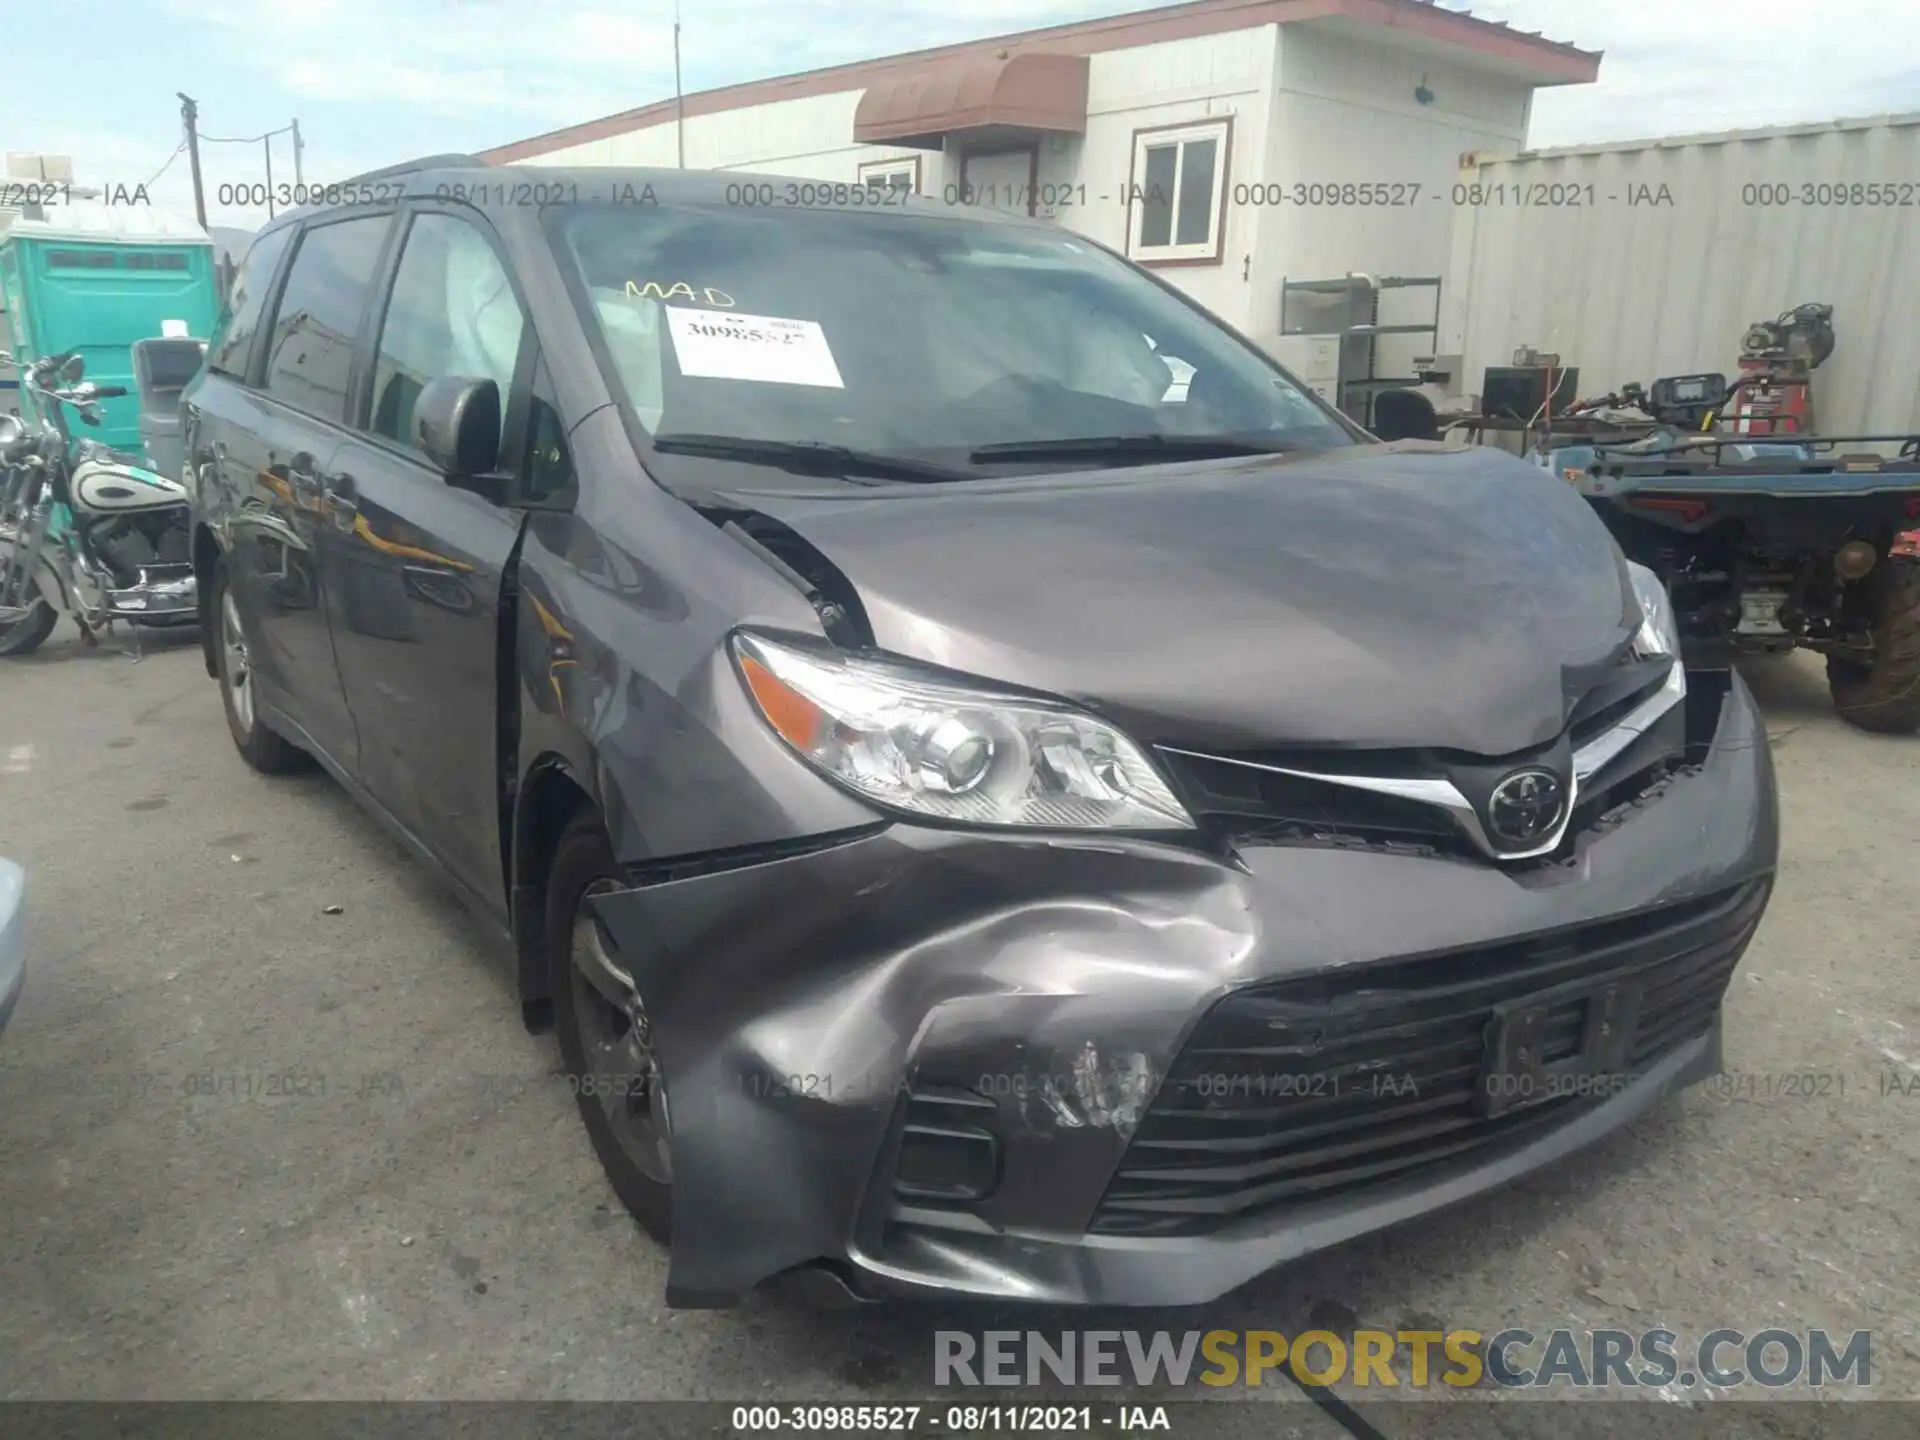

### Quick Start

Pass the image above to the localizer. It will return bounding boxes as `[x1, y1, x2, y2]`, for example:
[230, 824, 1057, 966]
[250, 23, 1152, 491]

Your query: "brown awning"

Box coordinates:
[853, 51, 1089, 149]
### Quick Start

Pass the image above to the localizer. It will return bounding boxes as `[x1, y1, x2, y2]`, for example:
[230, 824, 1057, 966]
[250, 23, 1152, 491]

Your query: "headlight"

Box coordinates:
[1627, 560, 1681, 660]
[730, 631, 1194, 831]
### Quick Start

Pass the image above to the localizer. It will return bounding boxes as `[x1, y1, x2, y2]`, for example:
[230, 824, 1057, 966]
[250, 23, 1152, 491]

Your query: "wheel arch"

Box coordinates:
[508, 749, 604, 1031]
[192, 522, 223, 680]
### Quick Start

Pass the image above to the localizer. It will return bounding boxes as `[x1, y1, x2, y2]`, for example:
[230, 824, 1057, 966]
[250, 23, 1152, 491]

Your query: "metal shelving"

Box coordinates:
[1277, 274, 1442, 427]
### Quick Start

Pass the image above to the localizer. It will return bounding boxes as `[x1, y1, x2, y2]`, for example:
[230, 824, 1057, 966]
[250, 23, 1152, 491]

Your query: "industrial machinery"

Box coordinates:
[1722, 302, 1834, 436]
[1516, 303, 1920, 733]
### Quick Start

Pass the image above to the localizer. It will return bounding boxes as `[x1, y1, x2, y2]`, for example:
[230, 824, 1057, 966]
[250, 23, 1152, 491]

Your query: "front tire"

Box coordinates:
[548, 813, 673, 1243]
[0, 577, 56, 657]
[211, 558, 310, 772]
[1827, 559, 1920, 734]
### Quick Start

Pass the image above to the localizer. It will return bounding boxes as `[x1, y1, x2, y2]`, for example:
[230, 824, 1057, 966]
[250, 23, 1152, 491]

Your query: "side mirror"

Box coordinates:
[58, 353, 85, 384]
[414, 376, 501, 480]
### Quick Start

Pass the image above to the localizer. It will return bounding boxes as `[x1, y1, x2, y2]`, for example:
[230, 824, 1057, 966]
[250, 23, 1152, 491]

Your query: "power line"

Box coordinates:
[138, 139, 188, 190]
[198, 125, 296, 145]
[143, 140, 188, 189]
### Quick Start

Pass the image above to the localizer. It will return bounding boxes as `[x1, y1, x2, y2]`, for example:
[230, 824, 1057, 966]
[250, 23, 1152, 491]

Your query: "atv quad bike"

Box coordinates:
[1534, 410, 1920, 733]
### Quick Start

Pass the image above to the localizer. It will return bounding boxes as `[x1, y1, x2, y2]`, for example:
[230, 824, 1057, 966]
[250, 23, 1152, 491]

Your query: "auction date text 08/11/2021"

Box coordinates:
[32, 177, 1920, 214]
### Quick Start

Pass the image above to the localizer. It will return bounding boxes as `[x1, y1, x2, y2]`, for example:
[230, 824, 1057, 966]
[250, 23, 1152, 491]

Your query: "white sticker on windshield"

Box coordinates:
[666, 307, 845, 389]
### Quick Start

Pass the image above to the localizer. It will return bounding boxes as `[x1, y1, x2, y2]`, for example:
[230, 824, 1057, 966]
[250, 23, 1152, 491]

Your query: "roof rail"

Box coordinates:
[340, 153, 489, 185]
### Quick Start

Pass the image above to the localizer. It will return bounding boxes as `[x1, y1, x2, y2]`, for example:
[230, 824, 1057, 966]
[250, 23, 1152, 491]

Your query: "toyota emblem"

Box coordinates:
[1486, 768, 1567, 848]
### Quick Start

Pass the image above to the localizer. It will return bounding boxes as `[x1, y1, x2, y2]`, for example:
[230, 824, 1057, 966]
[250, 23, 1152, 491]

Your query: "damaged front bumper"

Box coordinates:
[590, 671, 1777, 1308]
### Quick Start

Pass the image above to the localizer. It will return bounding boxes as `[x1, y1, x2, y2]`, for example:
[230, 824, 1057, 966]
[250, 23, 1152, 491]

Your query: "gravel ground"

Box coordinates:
[0, 621, 1913, 1436]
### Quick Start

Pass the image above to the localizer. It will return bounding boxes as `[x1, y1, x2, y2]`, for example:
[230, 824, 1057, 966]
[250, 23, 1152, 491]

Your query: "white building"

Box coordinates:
[482, 0, 1598, 364]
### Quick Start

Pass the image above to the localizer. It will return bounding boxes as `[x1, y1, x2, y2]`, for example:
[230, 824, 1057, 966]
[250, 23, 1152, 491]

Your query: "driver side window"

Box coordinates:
[369, 213, 525, 461]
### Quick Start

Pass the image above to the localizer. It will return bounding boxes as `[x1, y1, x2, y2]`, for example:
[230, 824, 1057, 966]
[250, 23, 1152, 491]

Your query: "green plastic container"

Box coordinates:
[0, 200, 217, 453]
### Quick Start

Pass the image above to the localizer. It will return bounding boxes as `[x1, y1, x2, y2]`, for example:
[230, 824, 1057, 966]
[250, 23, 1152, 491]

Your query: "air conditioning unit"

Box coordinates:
[6, 153, 75, 182]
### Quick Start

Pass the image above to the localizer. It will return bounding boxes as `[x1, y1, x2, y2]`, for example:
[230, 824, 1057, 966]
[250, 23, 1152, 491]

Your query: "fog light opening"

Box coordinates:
[894, 1089, 1001, 1203]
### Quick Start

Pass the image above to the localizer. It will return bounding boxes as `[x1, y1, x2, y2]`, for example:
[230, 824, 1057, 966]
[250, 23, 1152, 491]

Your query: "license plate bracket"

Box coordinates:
[1479, 974, 1643, 1117]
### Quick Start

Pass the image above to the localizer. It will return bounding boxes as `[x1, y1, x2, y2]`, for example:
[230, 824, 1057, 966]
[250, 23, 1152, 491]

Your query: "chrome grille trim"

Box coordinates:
[1159, 659, 1685, 865]
[1573, 656, 1686, 784]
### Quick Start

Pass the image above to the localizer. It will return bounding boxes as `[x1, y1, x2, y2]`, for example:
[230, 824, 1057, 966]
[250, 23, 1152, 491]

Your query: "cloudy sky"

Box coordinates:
[11, 0, 1917, 231]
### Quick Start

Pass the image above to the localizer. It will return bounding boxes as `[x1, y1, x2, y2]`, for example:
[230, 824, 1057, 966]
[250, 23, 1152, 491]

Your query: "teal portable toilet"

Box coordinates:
[0, 200, 218, 454]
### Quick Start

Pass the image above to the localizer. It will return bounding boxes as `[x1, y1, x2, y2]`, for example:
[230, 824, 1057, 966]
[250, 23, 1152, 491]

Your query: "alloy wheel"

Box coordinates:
[568, 878, 673, 1184]
[221, 590, 254, 730]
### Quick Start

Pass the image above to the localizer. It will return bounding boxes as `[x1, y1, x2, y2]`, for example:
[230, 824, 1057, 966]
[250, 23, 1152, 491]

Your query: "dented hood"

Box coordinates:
[725, 443, 1637, 755]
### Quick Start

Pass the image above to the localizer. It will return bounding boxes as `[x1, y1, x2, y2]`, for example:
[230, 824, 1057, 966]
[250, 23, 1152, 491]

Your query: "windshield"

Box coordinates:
[549, 202, 1357, 477]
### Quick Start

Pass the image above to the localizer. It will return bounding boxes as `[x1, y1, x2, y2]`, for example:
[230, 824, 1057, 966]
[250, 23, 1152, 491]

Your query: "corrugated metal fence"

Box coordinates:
[1438, 113, 1920, 437]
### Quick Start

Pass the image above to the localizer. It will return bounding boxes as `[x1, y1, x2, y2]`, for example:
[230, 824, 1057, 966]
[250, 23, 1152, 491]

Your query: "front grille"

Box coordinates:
[1160, 655, 1687, 867]
[1163, 751, 1475, 857]
[1569, 666, 1673, 748]
[1089, 878, 1768, 1237]
[1161, 665, 1687, 867]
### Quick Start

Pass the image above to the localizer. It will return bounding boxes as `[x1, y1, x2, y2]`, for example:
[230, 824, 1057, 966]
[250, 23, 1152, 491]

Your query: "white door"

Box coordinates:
[962, 150, 1033, 215]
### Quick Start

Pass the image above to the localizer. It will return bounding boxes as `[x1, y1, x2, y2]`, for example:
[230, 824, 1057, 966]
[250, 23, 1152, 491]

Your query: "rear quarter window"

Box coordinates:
[207, 226, 296, 381]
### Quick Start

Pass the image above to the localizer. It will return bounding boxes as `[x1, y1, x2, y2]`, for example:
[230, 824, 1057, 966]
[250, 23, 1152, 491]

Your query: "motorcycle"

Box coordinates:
[0, 350, 197, 659]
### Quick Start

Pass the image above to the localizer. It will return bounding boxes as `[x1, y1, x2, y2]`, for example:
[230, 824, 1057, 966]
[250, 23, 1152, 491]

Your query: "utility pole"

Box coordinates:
[177, 92, 207, 230]
[291, 118, 304, 188]
[674, 0, 685, 169]
[263, 133, 276, 219]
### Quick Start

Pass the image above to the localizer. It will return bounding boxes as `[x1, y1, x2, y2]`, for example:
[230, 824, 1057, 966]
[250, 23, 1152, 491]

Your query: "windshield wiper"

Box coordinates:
[650, 433, 972, 484]
[967, 433, 1297, 464]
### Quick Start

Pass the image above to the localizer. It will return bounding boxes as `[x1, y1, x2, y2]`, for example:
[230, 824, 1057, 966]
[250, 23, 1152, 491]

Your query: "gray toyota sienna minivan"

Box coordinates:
[184, 159, 1777, 1308]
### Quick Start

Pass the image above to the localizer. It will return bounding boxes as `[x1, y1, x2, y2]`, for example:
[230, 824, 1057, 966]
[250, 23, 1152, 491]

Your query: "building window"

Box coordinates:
[857, 156, 920, 195]
[1127, 119, 1230, 265]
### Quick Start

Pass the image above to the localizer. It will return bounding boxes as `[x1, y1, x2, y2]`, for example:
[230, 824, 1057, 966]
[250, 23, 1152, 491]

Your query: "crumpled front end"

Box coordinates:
[589, 669, 1777, 1308]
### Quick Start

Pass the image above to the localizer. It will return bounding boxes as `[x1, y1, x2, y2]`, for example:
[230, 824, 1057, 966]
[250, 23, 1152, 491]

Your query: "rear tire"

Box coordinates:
[1827, 558, 1920, 734]
[211, 558, 311, 773]
[0, 578, 56, 657]
[548, 812, 673, 1244]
